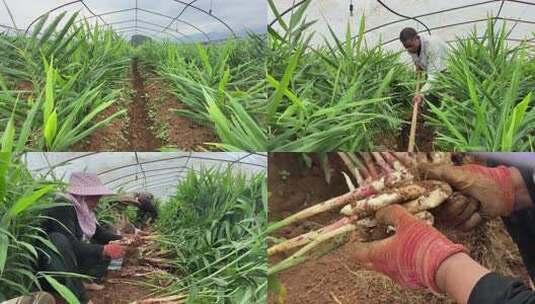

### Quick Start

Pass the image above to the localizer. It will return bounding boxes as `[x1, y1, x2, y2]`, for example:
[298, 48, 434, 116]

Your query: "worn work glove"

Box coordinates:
[103, 244, 125, 259]
[419, 164, 515, 217]
[433, 192, 482, 231]
[351, 205, 466, 293]
[412, 94, 424, 105]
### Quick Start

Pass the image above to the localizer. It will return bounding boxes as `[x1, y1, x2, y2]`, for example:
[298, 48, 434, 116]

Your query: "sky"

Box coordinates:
[0, 0, 267, 42]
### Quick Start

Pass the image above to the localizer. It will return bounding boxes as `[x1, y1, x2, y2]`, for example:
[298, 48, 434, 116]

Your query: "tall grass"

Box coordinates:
[267, 0, 535, 151]
[136, 35, 268, 151]
[154, 167, 267, 303]
[267, 0, 413, 151]
[0, 130, 80, 302]
[0, 12, 130, 151]
[427, 19, 535, 151]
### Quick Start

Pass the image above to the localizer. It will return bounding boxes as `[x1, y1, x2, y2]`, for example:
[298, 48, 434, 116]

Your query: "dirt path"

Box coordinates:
[87, 266, 155, 304]
[268, 153, 529, 304]
[129, 59, 162, 151]
[143, 69, 217, 150]
[71, 59, 161, 151]
[72, 60, 218, 151]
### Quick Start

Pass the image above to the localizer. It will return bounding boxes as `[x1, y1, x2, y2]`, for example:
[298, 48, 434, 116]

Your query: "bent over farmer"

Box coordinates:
[38, 173, 126, 304]
[399, 27, 449, 106]
[351, 153, 535, 304]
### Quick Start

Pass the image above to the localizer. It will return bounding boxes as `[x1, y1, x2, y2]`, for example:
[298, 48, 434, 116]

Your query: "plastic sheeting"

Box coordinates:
[23, 152, 267, 199]
[269, 0, 535, 50]
[0, 0, 266, 42]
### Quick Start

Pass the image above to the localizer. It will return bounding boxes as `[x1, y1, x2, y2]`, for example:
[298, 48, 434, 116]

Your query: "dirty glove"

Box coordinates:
[351, 205, 466, 293]
[433, 192, 482, 231]
[419, 164, 515, 217]
[103, 244, 125, 259]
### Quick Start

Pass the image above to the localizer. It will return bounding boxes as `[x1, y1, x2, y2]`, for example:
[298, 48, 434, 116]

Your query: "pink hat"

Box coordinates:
[67, 172, 114, 196]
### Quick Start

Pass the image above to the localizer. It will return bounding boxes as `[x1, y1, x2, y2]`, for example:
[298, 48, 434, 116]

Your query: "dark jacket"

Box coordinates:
[42, 196, 122, 261]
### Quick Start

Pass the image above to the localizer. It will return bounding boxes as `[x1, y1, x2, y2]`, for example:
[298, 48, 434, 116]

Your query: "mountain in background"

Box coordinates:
[131, 34, 152, 46]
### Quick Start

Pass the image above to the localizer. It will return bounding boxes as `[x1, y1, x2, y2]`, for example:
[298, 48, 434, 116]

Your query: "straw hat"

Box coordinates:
[67, 172, 114, 196]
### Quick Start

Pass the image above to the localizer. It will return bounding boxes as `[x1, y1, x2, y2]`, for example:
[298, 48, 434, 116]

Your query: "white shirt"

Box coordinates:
[409, 35, 449, 93]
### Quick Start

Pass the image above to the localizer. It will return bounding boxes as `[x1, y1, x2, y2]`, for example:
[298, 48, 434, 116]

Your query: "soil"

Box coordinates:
[15, 80, 34, 91]
[71, 101, 131, 151]
[129, 59, 162, 151]
[268, 153, 530, 304]
[72, 58, 161, 151]
[87, 268, 154, 304]
[143, 69, 217, 150]
[72, 60, 218, 151]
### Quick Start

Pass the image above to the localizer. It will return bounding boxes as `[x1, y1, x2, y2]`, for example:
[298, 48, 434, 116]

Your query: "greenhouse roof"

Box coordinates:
[0, 0, 266, 42]
[270, 0, 535, 49]
[23, 152, 267, 199]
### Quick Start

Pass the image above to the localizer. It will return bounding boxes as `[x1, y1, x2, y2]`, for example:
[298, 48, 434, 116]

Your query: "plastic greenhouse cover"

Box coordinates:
[22, 152, 267, 199]
[0, 0, 266, 42]
[269, 0, 535, 51]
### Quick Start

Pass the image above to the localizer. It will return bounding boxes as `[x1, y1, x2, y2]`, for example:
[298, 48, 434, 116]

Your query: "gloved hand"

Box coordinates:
[413, 94, 424, 105]
[433, 192, 482, 231]
[351, 205, 466, 293]
[103, 244, 125, 259]
[419, 164, 515, 217]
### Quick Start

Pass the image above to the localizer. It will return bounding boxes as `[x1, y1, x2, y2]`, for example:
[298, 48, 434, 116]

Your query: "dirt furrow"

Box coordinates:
[72, 60, 218, 151]
[143, 71, 217, 150]
[129, 59, 161, 151]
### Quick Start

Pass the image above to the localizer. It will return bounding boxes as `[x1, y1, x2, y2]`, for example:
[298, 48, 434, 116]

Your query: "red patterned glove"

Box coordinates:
[420, 164, 514, 216]
[103, 244, 125, 259]
[351, 205, 466, 293]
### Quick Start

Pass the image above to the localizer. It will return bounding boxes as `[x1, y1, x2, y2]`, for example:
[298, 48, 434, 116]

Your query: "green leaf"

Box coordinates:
[0, 234, 8, 275]
[44, 111, 58, 150]
[1, 108, 15, 153]
[6, 185, 54, 219]
[43, 58, 55, 123]
[41, 274, 81, 304]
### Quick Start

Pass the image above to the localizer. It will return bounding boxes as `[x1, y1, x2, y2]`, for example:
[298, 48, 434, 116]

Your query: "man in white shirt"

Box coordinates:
[399, 27, 449, 106]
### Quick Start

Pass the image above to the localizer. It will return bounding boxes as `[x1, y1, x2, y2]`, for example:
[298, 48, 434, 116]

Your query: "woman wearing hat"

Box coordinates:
[38, 172, 126, 304]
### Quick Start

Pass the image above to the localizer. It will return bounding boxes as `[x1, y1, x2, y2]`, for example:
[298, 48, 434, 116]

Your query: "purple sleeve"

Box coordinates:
[469, 153, 535, 173]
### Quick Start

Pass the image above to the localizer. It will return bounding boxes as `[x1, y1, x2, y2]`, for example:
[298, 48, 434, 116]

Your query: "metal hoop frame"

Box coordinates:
[16, 0, 238, 42]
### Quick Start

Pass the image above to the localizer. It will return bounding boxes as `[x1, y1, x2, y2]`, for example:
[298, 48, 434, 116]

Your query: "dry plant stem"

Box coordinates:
[267, 170, 412, 234]
[381, 152, 409, 173]
[392, 152, 418, 168]
[408, 73, 423, 152]
[342, 171, 357, 191]
[338, 152, 364, 185]
[268, 223, 357, 275]
[360, 153, 380, 179]
[340, 183, 427, 216]
[268, 210, 433, 257]
[372, 152, 393, 173]
[136, 294, 188, 303]
[268, 216, 355, 256]
[348, 153, 371, 180]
